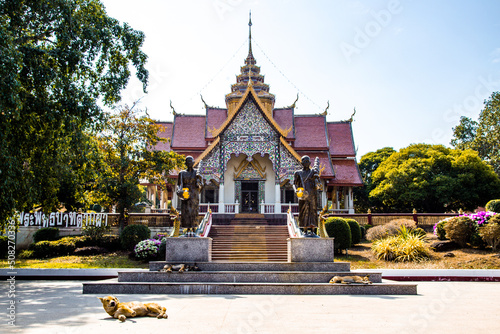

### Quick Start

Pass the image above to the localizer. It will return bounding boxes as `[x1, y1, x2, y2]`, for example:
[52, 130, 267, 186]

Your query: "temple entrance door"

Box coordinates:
[241, 181, 259, 213]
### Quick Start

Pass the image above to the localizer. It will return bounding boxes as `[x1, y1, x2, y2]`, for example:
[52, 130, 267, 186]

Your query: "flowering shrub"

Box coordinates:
[153, 234, 167, 240]
[134, 239, 162, 260]
[460, 211, 497, 226]
[443, 216, 475, 247]
[479, 222, 500, 250]
[433, 217, 456, 239]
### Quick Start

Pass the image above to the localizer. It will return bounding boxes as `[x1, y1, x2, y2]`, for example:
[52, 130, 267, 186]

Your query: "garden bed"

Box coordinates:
[337, 233, 500, 270]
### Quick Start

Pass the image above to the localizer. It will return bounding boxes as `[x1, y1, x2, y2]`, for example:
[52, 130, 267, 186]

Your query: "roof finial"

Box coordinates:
[170, 100, 177, 116]
[289, 93, 299, 109]
[320, 101, 329, 116]
[245, 11, 256, 65]
[249, 11, 252, 53]
[348, 107, 356, 122]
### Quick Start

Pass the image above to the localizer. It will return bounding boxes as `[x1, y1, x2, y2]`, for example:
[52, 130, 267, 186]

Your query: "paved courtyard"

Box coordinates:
[2, 280, 500, 333]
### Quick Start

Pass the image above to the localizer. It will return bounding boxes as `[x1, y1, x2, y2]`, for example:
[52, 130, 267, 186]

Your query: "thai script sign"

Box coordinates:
[19, 212, 108, 228]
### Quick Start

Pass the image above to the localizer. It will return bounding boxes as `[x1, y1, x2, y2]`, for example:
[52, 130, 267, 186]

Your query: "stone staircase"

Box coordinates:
[82, 262, 417, 295]
[210, 217, 289, 261]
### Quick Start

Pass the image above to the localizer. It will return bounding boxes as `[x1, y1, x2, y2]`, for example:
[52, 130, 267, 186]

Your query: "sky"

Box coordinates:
[100, 0, 500, 159]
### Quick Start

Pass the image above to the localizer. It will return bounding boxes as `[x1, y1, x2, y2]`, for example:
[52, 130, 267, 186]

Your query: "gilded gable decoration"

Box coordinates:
[234, 158, 267, 180]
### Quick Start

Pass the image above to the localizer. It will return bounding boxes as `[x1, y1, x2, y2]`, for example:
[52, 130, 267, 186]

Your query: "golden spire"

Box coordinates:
[245, 11, 256, 65]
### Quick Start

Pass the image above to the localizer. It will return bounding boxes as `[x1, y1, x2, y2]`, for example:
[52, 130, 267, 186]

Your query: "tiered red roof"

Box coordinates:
[205, 108, 227, 139]
[327, 122, 357, 157]
[154, 122, 173, 151]
[330, 159, 363, 186]
[157, 107, 362, 186]
[171, 115, 206, 150]
[273, 108, 295, 140]
[294, 115, 329, 150]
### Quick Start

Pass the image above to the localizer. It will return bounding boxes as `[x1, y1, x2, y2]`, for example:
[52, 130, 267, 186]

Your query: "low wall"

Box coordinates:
[326, 213, 459, 230]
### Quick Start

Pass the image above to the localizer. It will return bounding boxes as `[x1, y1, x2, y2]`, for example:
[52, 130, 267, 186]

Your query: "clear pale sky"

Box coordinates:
[100, 0, 500, 159]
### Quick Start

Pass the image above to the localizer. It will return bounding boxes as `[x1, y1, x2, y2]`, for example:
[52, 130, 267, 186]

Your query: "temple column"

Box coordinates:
[348, 187, 354, 214]
[172, 189, 178, 210]
[321, 182, 327, 209]
[343, 188, 349, 211]
[218, 183, 225, 213]
[335, 187, 340, 210]
[275, 183, 281, 214]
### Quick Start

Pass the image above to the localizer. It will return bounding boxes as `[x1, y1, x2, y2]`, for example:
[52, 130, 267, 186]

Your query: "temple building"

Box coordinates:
[147, 18, 362, 215]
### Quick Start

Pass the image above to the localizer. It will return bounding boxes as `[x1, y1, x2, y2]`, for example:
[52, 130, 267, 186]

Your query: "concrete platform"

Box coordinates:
[82, 278, 416, 295]
[117, 270, 383, 283]
[149, 260, 351, 272]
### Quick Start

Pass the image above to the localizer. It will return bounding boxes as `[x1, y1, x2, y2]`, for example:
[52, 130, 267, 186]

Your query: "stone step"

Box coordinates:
[210, 225, 287, 229]
[210, 257, 287, 260]
[210, 257, 288, 262]
[212, 241, 287, 244]
[83, 279, 417, 295]
[233, 213, 265, 219]
[212, 251, 287, 256]
[230, 220, 270, 225]
[212, 240, 287, 243]
[210, 230, 288, 235]
[149, 261, 351, 272]
[117, 271, 383, 283]
[211, 236, 288, 239]
[213, 235, 287, 237]
[210, 258, 287, 262]
[212, 243, 287, 246]
[211, 249, 287, 253]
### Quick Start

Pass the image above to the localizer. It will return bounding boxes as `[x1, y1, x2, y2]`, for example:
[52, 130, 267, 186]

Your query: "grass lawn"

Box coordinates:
[0, 251, 149, 269]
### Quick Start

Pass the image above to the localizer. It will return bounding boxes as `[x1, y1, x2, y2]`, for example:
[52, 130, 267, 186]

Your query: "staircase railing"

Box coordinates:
[318, 205, 329, 238]
[169, 208, 181, 237]
[196, 210, 213, 237]
[286, 205, 303, 238]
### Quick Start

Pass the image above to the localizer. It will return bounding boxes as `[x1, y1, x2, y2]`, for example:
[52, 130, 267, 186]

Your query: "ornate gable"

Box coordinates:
[196, 92, 302, 183]
[224, 99, 276, 140]
[221, 97, 280, 176]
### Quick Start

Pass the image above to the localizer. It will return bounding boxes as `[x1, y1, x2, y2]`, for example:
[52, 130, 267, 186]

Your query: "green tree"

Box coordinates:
[92, 103, 185, 231]
[370, 144, 500, 212]
[353, 147, 395, 212]
[0, 0, 148, 227]
[451, 92, 500, 176]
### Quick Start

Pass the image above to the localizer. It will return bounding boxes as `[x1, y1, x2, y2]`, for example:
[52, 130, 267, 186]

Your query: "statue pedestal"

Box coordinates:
[165, 237, 212, 262]
[287, 238, 334, 262]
